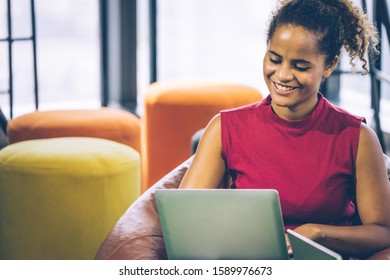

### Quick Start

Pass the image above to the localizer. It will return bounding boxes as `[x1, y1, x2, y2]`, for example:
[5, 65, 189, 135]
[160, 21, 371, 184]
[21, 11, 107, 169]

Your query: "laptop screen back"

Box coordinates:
[156, 189, 289, 260]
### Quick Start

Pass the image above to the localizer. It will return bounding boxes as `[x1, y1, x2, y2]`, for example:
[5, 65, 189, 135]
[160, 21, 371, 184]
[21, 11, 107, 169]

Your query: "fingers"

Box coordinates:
[285, 233, 293, 256]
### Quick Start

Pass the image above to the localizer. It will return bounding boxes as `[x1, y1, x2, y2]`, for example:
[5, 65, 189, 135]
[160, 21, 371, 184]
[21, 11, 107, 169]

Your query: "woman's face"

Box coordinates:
[263, 24, 337, 120]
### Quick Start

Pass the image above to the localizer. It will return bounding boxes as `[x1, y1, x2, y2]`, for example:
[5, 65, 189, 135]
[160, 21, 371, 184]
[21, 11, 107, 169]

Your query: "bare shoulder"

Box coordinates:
[356, 122, 388, 189]
[357, 123, 384, 157]
[206, 113, 221, 131]
[198, 114, 221, 147]
[179, 114, 225, 189]
[359, 122, 379, 142]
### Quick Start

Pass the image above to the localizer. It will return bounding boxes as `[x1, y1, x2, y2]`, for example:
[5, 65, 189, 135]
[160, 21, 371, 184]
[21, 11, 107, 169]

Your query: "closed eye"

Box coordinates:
[269, 57, 281, 64]
[291, 59, 312, 72]
[267, 50, 311, 71]
[293, 64, 310, 71]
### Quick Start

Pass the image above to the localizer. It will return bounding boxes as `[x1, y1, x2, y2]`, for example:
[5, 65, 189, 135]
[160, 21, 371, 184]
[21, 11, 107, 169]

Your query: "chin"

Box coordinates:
[271, 91, 294, 101]
[270, 92, 297, 108]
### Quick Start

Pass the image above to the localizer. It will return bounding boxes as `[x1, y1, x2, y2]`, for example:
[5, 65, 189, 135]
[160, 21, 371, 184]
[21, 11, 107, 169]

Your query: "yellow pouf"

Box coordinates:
[0, 137, 141, 260]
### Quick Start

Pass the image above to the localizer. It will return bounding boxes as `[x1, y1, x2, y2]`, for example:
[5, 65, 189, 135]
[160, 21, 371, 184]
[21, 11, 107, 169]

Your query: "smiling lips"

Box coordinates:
[273, 81, 299, 94]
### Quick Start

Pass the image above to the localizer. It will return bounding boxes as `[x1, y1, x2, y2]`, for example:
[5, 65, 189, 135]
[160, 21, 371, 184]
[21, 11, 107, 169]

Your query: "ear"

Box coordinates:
[323, 56, 339, 78]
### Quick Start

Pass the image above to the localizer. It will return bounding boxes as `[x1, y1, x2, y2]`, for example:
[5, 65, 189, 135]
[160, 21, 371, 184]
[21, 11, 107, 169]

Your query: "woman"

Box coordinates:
[179, 0, 390, 259]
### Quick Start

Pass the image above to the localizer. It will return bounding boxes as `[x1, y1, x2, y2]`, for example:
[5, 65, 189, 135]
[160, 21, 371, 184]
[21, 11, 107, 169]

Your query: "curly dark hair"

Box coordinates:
[266, 0, 379, 74]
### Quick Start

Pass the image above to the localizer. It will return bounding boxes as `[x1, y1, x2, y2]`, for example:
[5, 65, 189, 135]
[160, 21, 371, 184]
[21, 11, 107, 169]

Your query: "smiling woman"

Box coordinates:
[263, 25, 338, 120]
[179, 0, 390, 260]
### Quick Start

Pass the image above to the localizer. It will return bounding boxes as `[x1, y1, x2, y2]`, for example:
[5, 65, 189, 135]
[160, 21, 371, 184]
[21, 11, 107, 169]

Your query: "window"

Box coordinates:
[154, 0, 276, 94]
[0, 0, 100, 119]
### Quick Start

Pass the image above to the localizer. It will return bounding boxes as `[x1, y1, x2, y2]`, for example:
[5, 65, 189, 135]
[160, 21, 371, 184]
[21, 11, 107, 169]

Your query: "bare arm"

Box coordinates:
[294, 123, 390, 258]
[179, 114, 226, 189]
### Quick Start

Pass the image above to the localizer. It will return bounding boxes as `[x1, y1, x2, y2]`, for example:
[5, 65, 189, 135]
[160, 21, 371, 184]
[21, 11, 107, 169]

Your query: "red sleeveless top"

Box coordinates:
[220, 94, 365, 229]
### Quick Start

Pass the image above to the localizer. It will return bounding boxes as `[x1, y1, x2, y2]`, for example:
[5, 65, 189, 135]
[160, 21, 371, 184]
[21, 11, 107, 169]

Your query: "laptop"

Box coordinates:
[287, 229, 342, 260]
[155, 189, 289, 260]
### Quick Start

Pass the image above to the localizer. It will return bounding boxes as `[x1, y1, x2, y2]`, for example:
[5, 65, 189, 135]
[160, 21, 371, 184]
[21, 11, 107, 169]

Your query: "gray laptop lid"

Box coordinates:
[287, 229, 342, 260]
[155, 189, 289, 260]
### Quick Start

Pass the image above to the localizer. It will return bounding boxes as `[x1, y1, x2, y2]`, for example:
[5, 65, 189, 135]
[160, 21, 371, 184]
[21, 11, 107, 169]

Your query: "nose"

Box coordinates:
[276, 63, 293, 82]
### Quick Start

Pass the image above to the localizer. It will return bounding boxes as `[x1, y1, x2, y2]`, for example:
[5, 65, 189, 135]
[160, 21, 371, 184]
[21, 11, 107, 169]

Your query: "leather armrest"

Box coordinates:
[95, 157, 193, 260]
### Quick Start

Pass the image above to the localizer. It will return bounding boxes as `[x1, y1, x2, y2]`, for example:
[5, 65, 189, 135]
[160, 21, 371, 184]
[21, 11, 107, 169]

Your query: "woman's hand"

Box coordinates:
[285, 233, 293, 256]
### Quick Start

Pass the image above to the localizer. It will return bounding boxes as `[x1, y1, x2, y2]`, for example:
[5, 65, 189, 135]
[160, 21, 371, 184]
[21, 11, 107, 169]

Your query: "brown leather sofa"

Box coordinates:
[95, 155, 390, 260]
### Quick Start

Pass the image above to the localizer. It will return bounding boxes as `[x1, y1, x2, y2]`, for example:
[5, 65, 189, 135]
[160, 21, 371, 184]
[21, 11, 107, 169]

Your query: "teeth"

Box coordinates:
[275, 83, 296, 91]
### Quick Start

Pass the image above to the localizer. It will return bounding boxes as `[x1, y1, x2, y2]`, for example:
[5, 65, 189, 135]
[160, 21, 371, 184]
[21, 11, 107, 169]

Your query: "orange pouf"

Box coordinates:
[141, 81, 263, 192]
[7, 107, 141, 153]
